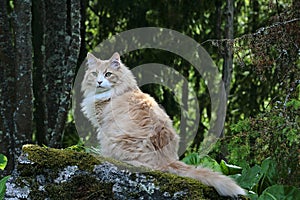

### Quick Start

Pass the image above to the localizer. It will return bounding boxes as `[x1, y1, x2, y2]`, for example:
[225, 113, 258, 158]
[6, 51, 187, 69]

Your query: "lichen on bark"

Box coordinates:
[5, 145, 247, 200]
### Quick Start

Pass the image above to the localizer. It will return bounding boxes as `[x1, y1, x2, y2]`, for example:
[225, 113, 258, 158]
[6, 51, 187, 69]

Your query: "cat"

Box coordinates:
[81, 52, 246, 197]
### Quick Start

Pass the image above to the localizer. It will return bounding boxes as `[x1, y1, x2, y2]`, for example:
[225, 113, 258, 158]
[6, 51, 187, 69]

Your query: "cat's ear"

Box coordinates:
[110, 52, 121, 69]
[86, 53, 99, 68]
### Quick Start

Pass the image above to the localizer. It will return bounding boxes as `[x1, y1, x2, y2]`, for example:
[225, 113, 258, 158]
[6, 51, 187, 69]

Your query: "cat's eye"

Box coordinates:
[91, 72, 98, 76]
[104, 72, 112, 78]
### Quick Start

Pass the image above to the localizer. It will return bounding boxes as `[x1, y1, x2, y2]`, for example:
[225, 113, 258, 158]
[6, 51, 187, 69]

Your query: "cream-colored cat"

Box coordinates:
[81, 52, 246, 197]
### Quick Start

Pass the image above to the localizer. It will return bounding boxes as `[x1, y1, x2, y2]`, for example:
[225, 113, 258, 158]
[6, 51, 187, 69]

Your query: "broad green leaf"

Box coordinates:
[182, 154, 221, 172]
[220, 160, 243, 175]
[260, 158, 278, 192]
[220, 160, 229, 175]
[248, 192, 259, 200]
[258, 185, 300, 200]
[198, 156, 222, 173]
[0, 154, 8, 170]
[236, 165, 263, 191]
[0, 175, 11, 200]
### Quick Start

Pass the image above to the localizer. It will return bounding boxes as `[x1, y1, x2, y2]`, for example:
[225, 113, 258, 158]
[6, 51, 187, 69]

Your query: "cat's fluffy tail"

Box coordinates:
[161, 160, 246, 197]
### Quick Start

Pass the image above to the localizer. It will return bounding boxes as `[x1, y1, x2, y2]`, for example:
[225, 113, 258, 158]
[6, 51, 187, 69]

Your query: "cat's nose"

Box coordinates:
[98, 81, 102, 85]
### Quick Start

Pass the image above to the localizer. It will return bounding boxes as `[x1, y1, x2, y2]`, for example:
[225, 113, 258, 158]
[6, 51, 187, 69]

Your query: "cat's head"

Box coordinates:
[81, 52, 137, 98]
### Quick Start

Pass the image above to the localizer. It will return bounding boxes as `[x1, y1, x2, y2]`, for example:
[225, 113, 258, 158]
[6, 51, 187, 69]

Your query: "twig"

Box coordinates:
[201, 18, 300, 46]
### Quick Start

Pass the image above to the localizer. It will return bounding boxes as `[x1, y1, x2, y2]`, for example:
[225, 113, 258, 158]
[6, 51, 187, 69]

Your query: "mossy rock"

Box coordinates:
[5, 144, 248, 200]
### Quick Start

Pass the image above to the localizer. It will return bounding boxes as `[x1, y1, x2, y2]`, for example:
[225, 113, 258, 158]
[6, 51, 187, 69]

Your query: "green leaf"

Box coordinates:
[258, 185, 300, 200]
[182, 153, 201, 166]
[257, 158, 278, 194]
[0, 154, 8, 170]
[286, 99, 300, 110]
[182, 154, 221, 173]
[230, 118, 251, 133]
[220, 160, 229, 175]
[248, 192, 259, 200]
[220, 160, 243, 175]
[66, 142, 85, 152]
[198, 156, 222, 173]
[0, 175, 11, 200]
[236, 165, 263, 191]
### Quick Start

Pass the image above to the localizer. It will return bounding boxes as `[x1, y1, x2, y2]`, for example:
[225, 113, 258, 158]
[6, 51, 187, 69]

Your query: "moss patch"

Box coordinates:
[5, 144, 248, 200]
[146, 170, 235, 200]
[22, 144, 101, 171]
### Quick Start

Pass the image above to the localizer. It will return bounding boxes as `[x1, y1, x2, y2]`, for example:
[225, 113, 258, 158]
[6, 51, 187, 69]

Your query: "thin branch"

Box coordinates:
[201, 18, 300, 46]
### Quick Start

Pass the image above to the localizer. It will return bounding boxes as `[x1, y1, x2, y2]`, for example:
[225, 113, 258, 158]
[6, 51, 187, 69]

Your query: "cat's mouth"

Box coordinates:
[96, 87, 110, 94]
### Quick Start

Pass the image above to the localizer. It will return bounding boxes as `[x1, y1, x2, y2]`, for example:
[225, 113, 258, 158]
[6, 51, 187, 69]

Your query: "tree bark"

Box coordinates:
[223, 0, 234, 100]
[32, 0, 47, 145]
[0, 0, 33, 174]
[32, 0, 81, 148]
[221, 0, 234, 137]
[1, 0, 81, 174]
[0, 0, 17, 174]
[251, 0, 260, 32]
[13, 0, 33, 156]
[51, 0, 81, 147]
[43, 0, 68, 147]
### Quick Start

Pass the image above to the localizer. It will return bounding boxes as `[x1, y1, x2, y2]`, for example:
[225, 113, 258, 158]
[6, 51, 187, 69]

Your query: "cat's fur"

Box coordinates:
[81, 52, 246, 197]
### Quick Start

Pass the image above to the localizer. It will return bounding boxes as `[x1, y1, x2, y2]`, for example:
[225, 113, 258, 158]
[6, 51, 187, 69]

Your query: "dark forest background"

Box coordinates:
[0, 0, 299, 193]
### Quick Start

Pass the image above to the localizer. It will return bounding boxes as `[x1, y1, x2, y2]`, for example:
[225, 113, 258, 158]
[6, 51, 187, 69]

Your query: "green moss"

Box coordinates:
[21, 144, 145, 173]
[22, 144, 100, 171]
[17, 145, 115, 200]
[146, 170, 229, 200]
[14, 145, 248, 200]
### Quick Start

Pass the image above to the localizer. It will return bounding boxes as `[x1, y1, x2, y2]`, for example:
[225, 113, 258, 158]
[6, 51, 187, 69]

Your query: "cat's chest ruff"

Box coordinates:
[82, 90, 112, 110]
[81, 91, 112, 128]
[95, 90, 112, 101]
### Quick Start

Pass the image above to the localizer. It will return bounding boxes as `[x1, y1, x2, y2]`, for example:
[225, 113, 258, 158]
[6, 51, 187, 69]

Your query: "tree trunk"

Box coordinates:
[251, 0, 260, 32]
[1, 0, 81, 175]
[223, 0, 234, 100]
[221, 0, 234, 137]
[78, 0, 88, 68]
[0, 0, 33, 174]
[42, 1, 67, 147]
[13, 0, 33, 156]
[0, 0, 17, 175]
[32, 0, 81, 148]
[215, 0, 223, 40]
[32, 0, 47, 145]
[52, 0, 81, 147]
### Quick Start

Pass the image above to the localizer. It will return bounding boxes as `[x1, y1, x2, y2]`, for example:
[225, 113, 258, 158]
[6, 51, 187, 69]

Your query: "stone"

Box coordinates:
[5, 144, 247, 200]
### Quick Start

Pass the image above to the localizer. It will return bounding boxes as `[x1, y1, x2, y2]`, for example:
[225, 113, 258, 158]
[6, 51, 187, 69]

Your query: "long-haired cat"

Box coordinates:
[81, 52, 246, 197]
